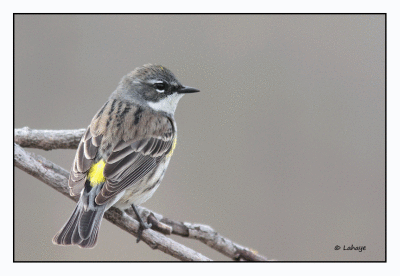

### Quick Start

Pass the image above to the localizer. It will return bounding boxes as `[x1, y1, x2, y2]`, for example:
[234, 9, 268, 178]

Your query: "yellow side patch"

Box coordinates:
[166, 136, 177, 158]
[87, 160, 106, 187]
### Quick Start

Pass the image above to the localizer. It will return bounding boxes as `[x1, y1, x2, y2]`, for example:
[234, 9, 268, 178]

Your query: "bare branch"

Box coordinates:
[14, 127, 269, 261]
[14, 127, 85, 150]
[135, 207, 268, 261]
[14, 143, 211, 261]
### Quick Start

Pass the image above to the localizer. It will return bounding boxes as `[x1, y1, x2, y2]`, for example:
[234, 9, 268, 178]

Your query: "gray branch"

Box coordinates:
[14, 127, 269, 261]
[135, 207, 268, 261]
[14, 126, 85, 150]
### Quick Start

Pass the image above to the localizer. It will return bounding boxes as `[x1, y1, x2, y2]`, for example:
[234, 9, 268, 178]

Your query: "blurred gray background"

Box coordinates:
[14, 14, 385, 261]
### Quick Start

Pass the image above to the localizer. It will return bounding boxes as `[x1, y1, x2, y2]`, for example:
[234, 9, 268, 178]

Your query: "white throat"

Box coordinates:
[148, 93, 184, 114]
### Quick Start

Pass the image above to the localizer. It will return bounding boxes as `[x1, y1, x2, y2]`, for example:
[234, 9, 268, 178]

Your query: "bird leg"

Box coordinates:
[131, 204, 152, 243]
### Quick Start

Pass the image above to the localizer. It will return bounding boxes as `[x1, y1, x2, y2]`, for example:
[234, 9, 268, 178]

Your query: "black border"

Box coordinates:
[13, 13, 387, 263]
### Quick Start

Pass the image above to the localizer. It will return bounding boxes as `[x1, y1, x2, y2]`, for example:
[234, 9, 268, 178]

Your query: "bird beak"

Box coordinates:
[177, 85, 200, 94]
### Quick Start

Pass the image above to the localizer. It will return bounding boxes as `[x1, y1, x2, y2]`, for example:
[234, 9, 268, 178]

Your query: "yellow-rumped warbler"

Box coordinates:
[53, 64, 199, 248]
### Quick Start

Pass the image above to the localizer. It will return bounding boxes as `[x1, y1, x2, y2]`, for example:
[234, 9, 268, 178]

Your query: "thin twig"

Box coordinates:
[14, 127, 269, 261]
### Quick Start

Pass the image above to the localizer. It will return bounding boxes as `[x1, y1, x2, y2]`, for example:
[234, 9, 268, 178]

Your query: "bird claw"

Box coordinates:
[136, 222, 152, 243]
[131, 204, 152, 243]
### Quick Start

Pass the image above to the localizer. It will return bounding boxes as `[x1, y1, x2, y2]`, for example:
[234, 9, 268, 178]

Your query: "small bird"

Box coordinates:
[53, 64, 200, 248]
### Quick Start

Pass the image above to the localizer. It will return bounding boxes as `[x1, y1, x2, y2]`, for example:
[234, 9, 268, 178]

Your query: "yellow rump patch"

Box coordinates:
[87, 160, 106, 187]
[167, 136, 177, 158]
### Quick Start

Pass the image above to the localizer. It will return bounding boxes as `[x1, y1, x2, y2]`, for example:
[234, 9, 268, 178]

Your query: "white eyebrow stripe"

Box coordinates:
[147, 79, 164, 84]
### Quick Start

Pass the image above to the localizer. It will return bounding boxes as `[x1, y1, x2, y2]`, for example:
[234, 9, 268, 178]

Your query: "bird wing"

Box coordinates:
[68, 127, 103, 196]
[94, 118, 175, 205]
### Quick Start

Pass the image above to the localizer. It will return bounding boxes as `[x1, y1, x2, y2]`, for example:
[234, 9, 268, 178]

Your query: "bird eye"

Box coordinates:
[155, 82, 166, 93]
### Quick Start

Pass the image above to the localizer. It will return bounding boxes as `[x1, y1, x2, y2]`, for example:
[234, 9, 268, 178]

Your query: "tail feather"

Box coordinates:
[79, 218, 101, 248]
[71, 222, 83, 244]
[79, 209, 98, 239]
[52, 201, 106, 249]
[52, 202, 82, 245]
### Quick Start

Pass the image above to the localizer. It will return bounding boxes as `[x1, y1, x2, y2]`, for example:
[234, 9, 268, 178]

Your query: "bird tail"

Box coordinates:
[52, 200, 106, 249]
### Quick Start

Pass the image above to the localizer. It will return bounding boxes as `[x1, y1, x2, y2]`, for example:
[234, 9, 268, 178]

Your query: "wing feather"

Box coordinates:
[92, 135, 102, 147]
[95, 131, 174, 205]
[106, 145, 136, 164]
[84, 137, 98, 159]
[68, 127, 102, 196]
[103, 152, 142, 179]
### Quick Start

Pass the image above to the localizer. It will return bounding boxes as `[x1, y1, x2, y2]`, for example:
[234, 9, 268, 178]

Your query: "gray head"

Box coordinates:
[112, 64, 200, 115]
